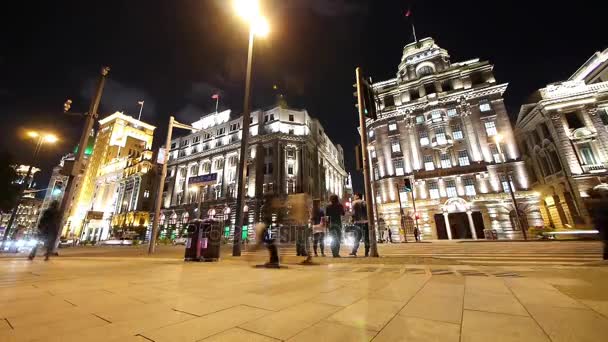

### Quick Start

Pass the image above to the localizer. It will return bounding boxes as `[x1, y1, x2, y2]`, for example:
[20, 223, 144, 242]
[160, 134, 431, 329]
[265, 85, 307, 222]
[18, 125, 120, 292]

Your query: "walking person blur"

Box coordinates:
[29, 201, 61, 261]
[311, 199, 326, 257]
[387, 227, 393, 243]
[350, 193, 370, 257]
[588, 187, 608, 260]
[325, 194, 345, 258]
[414, 226, 421, 242]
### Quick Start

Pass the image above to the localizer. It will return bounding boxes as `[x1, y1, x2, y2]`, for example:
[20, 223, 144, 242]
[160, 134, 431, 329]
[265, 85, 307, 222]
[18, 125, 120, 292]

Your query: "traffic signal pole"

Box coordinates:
[355, 67, 379, 257]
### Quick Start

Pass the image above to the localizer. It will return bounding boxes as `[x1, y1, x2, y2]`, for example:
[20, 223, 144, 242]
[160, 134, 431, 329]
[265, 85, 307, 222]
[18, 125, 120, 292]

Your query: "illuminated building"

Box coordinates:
[0, 196, 42, 238]
[515, 48, 608, 230]
[160, 106, 347, 240]
[111, 150, 158, 239]
[367, 37, 541, 240]
[63, 112, 155, 241]
[13, 164, 41, 189]
[39, 154, 71, 219]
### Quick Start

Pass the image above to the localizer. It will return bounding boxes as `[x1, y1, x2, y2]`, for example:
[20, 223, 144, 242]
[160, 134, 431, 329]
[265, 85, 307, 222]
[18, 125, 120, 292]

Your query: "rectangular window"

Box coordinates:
[500, 174, 514, 193]
[447, 108, 458, 117]
[424, 155, 435, 171]
[288, 128, 295, 135]
[446, 180, 457, 198]
[288, 164, 294, 175]
[230, 123, 240, 132]
[490, 144, 501, 163]
[289, 114, 295, 122]
[171, 142, 177, 149]
[388, 123, 398, 131]
[193, 136, 200, 143]
[264, 115, 269, 123]
[419, 129, 429, 146]
[391, 141, 401, 153]
[579, 143, 597, 165]
[416, 115, 425, 124]
[143, 190, 150, 198]
[384, 96, 395, 108]
[464, 177, 476, 196]
[270, 114, 275, 121]
[394, 160, 404, 176]
[435, 126, 447, 145]
[369, 130, 375, 138]
[458, 150, 470, 166]
[265, 162, 273, 175]
[451, 123, 463, 140]
[565, 112, 584, 130]
[440, 152, 452, 168]
[216, 127, 226, 135]
[203, 163, 211, 173]
[373, 167, 379, 181]
[180, 139, 189, 147]
[214, 159, 224, 170]
[428, 181, 440, 199]
[484, 121, 497, 136]
[430, 110, 442, 122]
[479, 99, 492, 112]
[600, 109, 608, 126]
[250, 116, 254, 124]
[286, 149, 295, 158]
[370, 147, 376, 159]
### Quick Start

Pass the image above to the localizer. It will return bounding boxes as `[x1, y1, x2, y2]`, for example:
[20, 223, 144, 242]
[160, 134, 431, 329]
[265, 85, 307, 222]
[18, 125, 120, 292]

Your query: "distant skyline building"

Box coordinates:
[515, 48, 608, 230]
[366, 37, 541, 240]
[160, 105, 348, 240]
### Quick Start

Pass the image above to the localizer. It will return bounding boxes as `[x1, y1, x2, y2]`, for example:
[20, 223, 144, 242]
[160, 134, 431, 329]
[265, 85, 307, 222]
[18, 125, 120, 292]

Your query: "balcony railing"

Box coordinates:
[412, 162, 488, 180]
[583, 163, 607, 173]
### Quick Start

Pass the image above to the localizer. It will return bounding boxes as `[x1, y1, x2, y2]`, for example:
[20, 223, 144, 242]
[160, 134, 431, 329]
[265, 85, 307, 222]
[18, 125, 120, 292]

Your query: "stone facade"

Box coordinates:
[159, 106, 347, 240]
[515, 48, 608, 230]
[367, 37, 542, 241]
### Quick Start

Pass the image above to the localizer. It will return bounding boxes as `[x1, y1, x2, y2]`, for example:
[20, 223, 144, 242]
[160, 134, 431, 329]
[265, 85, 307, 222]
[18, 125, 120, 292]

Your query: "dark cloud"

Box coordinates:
[79, 78, 156, 119]
[176, 103, 205, 125]
[283, 0, 367, 16]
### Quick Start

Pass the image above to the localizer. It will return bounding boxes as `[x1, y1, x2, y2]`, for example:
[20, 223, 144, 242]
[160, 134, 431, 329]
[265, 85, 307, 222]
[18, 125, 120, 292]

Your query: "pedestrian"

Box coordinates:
[414, 226, 420, 242]
[29, 201, 61, 261]
[311, 199, 326, 257]
[387, 227, 393, 243]
[248, 222, 280, 267]
[588, 187, 608, 260]
[325, 194, 345, 258]
[350, 193, 370, 257]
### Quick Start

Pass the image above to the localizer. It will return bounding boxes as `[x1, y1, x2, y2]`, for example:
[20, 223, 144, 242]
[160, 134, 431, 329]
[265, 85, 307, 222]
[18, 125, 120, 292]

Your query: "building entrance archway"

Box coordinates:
[434, 198, 485, 240]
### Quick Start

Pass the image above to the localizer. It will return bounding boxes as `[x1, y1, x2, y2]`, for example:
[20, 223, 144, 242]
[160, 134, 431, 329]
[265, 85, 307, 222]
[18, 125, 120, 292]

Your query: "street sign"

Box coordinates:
[189, 173, 218, 186]
[86, 211, 104, 220]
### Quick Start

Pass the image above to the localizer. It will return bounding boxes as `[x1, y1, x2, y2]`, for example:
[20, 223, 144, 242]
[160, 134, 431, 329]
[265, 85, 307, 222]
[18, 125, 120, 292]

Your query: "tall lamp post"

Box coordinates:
[495, 134, 527, 240]
[232, 0, 269, 256]
[1, 131, 58, 245]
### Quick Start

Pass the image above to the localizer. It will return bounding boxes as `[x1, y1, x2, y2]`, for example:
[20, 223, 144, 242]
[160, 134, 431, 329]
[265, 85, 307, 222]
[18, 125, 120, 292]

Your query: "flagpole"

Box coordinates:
[138, 101, 144, 121]
[215, 97, 219, 113]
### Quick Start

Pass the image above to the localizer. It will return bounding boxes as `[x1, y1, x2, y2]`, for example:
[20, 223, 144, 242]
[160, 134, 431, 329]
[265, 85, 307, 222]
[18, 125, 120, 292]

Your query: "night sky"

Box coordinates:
[1, 0, 606, 194]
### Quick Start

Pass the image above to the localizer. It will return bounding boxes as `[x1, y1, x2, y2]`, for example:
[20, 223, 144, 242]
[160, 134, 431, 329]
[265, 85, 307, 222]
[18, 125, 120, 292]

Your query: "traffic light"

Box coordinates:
[361, 77, 378, 120]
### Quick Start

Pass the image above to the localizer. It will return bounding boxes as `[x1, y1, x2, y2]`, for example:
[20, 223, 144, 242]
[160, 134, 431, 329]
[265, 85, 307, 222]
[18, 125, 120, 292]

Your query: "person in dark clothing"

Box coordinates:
[325, 194, 345, 257]
[350, 193, 370, 257]
[29, 201, 61, 261]
[387, 227, 393, 243]
[311, 199, 326, 257]
[589, 188, 608, 260]
[414, 227, 420, 242]
[249, 223, 280, 267]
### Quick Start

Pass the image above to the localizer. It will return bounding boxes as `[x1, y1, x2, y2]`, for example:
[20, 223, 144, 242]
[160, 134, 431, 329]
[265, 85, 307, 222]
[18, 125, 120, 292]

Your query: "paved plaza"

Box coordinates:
[1, 242, 607, 341]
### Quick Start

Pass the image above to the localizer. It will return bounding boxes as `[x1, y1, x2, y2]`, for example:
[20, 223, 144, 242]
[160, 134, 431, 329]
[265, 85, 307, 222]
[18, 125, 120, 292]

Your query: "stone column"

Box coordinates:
[459, 98, 482, 162]
[587, 107, 608, 162]
[467, 210, 477, 240]
[444, 211, 452, 240]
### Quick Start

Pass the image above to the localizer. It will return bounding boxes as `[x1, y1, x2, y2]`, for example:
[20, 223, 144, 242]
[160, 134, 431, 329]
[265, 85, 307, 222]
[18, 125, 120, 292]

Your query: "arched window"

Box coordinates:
[417, 65, 434, 77]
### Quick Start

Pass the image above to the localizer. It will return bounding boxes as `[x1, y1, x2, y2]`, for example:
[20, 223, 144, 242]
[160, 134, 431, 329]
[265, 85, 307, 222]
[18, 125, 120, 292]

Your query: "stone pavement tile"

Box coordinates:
[2, 313, 109, 341]
[509, 287, 586, 309]
[1, 295, 75, 318]
[171, 297, 245, 317]
[503, 278, 557, 291]
[540, 277, 591, 287]
[0, 318, 11, 331]
[240, 302, 341, 340]
[237, 291, 317, 311]
[461, 310, 549, 342]
[59, 290, 145, 311]
[288, 320, 376, 342]
[0, 286, 50, 303]
[326, 298, 403, 331]
[314, 287, 370, 307]
[369, 274, 428, 302]
[374, 315, 460, 342]
[140, 305, 271, 342]
[464, 278, 527, 316]
[202, 327, 279, 341]
[6, 306, 89, 329]
[34, 310, 195, 342]
[526, 304, 608, 342]
[107, 335, 150, 342]
[399, 280, 464, 324]
[93, 302, 175, 322]
[581, 299, 608, 317]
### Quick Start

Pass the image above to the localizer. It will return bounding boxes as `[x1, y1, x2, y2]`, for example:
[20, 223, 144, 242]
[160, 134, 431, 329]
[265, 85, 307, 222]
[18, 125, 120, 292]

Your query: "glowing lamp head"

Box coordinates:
[27, 131, 39, 138]
[494, 134, 503, 143]
[233, 0, 261, 22]
[251, 16, 269, 37]
[43, 134, 58, 144]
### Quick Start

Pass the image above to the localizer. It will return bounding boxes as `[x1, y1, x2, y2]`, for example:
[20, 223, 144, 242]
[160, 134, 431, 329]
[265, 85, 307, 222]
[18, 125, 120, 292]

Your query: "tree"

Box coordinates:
[0, 152, 19, 213]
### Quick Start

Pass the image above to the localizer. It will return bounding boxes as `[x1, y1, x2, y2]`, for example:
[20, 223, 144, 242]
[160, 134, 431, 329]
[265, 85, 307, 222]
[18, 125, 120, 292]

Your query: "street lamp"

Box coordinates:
[1, 131, 58, 244]
[232, 0, 269, 256]
[494, 134, 527, 240]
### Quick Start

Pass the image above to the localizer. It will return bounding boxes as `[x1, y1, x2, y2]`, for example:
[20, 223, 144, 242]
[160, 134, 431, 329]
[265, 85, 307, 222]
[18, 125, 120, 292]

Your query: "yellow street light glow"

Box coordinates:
[43, 134, 58, 143]
[234, 0, 261, 22]
[494, 134, 503, 143]
[251, 16, 269, 37]
[27, 131, 39, 138]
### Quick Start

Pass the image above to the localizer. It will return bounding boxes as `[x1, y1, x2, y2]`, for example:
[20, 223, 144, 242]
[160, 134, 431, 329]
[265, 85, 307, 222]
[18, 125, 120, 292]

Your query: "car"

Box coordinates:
[2, 239, 40, 253]
[59, 239, 74, 248]
[173, 237, 188, 245]
[100, 239, 134, 246]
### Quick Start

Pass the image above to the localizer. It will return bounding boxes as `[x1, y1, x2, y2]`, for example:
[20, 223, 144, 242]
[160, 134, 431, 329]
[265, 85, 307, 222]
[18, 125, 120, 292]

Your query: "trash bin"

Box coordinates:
[200, 219, 221, 261]
[184, 222, 203, 261]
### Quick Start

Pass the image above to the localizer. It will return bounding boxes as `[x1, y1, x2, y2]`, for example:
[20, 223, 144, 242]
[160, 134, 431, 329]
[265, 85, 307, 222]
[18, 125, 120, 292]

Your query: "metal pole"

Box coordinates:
[356, 67, 379, 257]
[138, 101, 144, 121]
[149, 116, 174, 254]
[54, 66, 110, 253]
[232, 29, 255, 257]
[496, 143, 527, 240]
